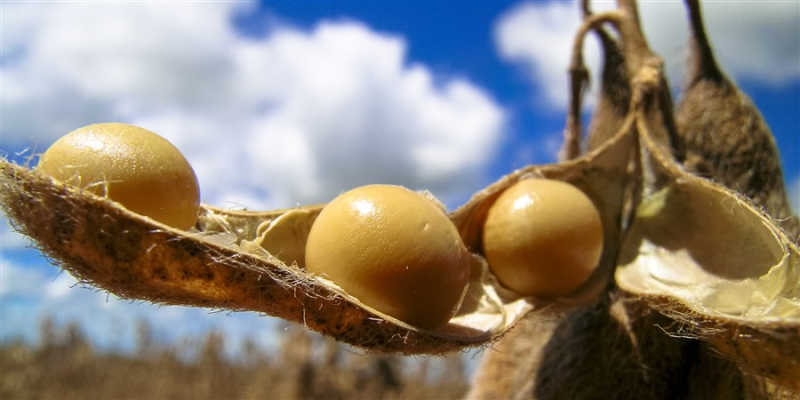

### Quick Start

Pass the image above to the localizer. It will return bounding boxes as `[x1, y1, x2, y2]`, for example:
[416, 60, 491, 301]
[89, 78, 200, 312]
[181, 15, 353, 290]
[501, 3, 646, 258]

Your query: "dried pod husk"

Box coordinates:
[0, 160, 477, 354]
[675, 0, 799, 241]
[581, 2, 631, 153]
[560, 5, 631, 161]
[615, 62, 800, 390]
[0, 126, 631, 354]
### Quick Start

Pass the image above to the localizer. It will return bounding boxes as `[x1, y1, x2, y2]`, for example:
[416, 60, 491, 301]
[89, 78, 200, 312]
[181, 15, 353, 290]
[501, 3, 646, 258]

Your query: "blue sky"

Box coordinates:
[1, 0, 798, 357]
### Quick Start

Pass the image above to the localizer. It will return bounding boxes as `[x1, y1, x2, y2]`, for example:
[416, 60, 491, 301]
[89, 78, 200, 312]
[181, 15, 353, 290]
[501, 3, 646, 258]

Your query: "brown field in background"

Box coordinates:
[1, 318, 469, 399]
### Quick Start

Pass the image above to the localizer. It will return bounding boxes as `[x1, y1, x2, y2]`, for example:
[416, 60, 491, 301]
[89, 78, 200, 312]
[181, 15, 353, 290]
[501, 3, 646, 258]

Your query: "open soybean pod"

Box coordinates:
[564, 0, 800, 392]
[0, 164, 462, 354]
[1, 0, 798, 394]
[0, 111, 632, 355]
[617, 98, 800, 389]
[610, 1, 800, 390]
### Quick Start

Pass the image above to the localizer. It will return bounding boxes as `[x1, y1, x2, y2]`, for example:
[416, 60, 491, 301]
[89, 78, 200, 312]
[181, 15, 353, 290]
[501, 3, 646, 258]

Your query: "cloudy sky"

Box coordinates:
[1, 1, 798, 355]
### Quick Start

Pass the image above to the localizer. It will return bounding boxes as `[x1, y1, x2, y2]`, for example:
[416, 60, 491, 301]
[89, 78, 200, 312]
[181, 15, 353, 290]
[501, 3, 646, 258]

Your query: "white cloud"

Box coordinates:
[494, 2, 598, 110]
[495, 1, 800, 109]
[635, 1, 800, 88]
[662, 1, 800, 86]
[229, 22, 504, 207]
[1, 2, 504, 210]
[0, 257, 47, 297]
[1, 2, 242, 143]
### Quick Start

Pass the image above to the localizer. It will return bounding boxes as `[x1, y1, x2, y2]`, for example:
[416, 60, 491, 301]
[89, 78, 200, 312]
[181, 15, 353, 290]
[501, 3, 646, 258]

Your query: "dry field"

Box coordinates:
[1, 318, 469, 400]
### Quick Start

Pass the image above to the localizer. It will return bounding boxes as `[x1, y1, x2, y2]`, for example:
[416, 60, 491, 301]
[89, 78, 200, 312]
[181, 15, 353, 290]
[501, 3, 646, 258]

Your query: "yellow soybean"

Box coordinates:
[483, 179, 603, 297]
[305, 185, 471, 330]
[38, 123, 200, 231]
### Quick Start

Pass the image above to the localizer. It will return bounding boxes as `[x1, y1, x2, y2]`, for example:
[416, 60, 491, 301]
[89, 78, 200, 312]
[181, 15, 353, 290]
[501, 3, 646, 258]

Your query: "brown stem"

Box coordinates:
[582, 0, 624, 80]
[561, 64, 589, 161]
[561, 11, 624, 161]
[616, 0, 642, 28]
[613, 0, 684, 163]
[581, 0, 592, 17]
[571, 12, 624, 69]
[684, 0, 725, 84]
[615, 0, 652, 74]
[582, 0, 616, 45]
